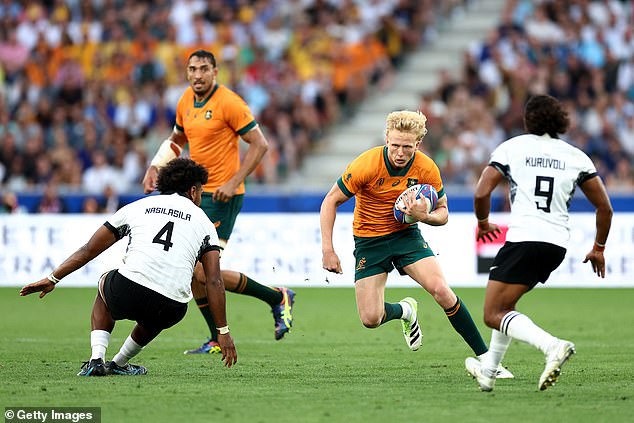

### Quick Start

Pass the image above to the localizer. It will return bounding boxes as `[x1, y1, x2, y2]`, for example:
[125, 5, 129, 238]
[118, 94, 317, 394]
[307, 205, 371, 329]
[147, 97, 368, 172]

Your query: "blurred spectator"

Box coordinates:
[81, 149, 126, 194]
[606, 157, 634, 193]
[1, 0, 437, 206]
[417, 0, 634, 191]
[102, 185, 120, 214]
[2, 0, 632, 208]
[37, 182, 66, 213]
[0, 191, 26, 213]
[81, 196, 101, 214]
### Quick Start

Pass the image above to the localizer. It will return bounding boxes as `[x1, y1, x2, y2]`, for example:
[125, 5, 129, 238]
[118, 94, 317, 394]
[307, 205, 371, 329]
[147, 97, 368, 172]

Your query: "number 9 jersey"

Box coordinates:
[489, 134, 597, 248]
[104, 193, 220, 303]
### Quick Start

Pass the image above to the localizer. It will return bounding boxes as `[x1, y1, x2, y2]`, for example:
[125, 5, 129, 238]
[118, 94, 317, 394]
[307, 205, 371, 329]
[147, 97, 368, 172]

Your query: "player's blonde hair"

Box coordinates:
[385, 110, 428, 141]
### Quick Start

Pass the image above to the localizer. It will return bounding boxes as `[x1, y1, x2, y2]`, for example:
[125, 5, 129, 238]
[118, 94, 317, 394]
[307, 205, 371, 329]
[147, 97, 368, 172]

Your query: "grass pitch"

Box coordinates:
[1, 287, 632, 423]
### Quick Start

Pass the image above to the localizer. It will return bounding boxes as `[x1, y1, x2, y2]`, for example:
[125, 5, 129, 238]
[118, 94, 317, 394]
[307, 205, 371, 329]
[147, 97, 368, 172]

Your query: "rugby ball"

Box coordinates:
[393, 184, 438, 224]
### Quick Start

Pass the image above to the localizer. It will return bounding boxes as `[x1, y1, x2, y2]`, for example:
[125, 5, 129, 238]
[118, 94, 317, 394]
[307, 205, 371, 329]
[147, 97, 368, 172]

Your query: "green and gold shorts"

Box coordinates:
[199, 193, 244, 241]
[353, 226, 435, 281]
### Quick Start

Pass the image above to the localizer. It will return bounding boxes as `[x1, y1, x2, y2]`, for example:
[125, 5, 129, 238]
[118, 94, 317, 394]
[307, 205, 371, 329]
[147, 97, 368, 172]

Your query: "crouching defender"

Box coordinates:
[20, 158, 237, 375]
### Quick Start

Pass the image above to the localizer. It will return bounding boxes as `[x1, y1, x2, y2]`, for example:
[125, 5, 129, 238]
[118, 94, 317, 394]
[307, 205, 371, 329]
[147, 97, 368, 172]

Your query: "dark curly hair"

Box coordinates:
[156, 158, 208, 195]
[523, 95, 570, 138]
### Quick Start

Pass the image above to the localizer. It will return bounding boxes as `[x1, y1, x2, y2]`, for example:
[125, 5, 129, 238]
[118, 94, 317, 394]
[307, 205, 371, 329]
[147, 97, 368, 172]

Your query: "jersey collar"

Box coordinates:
[193, 84, 218, 108]
[383, 146, 415, 176]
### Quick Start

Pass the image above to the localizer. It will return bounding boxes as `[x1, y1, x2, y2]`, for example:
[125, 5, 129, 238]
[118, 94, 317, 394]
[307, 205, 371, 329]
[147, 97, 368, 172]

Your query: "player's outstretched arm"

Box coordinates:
[20, 225, 118, 298]
[580, 176, 613, 278]
[320, 184, 349, 274]
[201, 250, 237, 367]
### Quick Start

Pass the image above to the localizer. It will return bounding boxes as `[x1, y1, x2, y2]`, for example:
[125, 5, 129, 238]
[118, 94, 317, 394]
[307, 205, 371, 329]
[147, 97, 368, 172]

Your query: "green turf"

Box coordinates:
[1, 287, 632, 423]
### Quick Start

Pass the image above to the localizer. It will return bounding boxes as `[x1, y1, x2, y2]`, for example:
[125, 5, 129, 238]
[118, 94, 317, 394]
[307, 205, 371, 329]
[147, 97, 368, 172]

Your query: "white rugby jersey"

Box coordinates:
[105, 193, 220, 303]
[489, 134, 597, 248]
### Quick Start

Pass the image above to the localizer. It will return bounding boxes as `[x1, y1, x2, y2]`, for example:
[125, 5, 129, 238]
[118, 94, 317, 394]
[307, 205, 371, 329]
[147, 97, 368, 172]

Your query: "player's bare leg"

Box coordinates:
[405, 256, 490, 356]
[483, 280, 574, 391]
[354, 274, 421, 350]
[354, 274, 388, 328]
[186, 265, 295, 354]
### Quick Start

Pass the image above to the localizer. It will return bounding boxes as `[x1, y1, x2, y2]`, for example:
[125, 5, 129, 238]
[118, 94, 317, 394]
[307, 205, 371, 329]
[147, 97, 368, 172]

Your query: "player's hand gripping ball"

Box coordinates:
[394, 184, 438, 224]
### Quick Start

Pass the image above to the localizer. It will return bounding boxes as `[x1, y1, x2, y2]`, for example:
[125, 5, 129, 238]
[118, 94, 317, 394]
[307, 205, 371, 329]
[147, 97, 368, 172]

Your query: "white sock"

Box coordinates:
[113, 335, 144, 366]
[399, 300, 413, 321]
[501, 311, 557, 354]
[478, 330, 512, 378]
[90, 330, 111, 361]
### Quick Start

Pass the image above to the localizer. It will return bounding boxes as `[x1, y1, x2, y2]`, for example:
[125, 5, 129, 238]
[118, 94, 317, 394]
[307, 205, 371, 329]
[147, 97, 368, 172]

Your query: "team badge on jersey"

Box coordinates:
[407, 178, 419, 187]
[205, 110, 212, 120]
[356, 257, 366, 271]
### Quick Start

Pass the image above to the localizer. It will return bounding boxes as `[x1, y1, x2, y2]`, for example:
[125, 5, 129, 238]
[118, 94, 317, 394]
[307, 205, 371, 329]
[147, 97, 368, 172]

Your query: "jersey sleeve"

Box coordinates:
[489, 141, 511, 177]
[196, 213, 221, 261]
[104, 204, 132, 240]
[224, 91, 257, 136]
[575, 149, 598, 186]
[337, 153, 373, 197]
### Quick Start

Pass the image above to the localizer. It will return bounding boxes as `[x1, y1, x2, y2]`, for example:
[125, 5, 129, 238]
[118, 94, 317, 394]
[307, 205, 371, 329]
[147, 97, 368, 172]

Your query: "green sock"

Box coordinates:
[233, 273, 283, 307]
[445, 297, 487, 355]
[195, 297, 217, 342]
[381, 302, 403, 324]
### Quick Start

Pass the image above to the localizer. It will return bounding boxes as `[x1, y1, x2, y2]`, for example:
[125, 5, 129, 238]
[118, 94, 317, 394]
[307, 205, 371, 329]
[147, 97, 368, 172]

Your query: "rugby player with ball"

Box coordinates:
[320, 110, 512, 378]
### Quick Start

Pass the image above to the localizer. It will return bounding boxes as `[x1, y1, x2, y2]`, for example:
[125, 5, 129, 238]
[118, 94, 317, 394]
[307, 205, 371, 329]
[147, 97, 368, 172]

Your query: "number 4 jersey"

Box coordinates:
[489, 134, 597, 248]
[104, 193, 220, 303]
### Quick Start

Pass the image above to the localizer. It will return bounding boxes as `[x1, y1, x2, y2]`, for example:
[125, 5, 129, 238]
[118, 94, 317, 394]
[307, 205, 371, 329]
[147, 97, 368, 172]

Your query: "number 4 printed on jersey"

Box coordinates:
[153, 222, 174, 251]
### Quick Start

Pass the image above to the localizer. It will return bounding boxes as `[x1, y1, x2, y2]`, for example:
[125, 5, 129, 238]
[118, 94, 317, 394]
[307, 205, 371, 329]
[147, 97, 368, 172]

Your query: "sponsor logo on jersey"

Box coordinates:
[374, 178, 385, 189]
[391, 180, 400, 187]
[345, 173, 352, 182]
[205, 110, 212, 120]
[407, 178, 418, 187]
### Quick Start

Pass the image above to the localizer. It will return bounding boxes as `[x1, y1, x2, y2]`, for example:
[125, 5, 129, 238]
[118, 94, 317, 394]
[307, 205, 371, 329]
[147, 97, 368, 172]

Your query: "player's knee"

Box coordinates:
[359, 313, 382, 328]
[428, 282, 454, 307]
[483, 308, 504, 330]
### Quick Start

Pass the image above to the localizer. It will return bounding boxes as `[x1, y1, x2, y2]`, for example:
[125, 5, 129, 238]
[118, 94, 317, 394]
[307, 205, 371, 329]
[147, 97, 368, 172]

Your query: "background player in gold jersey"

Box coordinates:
[143, 50, 294, 354]
[320, 110, 512, 377]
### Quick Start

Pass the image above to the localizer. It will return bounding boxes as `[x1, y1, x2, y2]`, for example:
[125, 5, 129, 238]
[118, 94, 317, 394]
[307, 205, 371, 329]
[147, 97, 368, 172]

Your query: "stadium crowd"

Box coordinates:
[418, 0, 634, 193]
[1, 0, 633, 214]
[0, 0, 446, 212]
